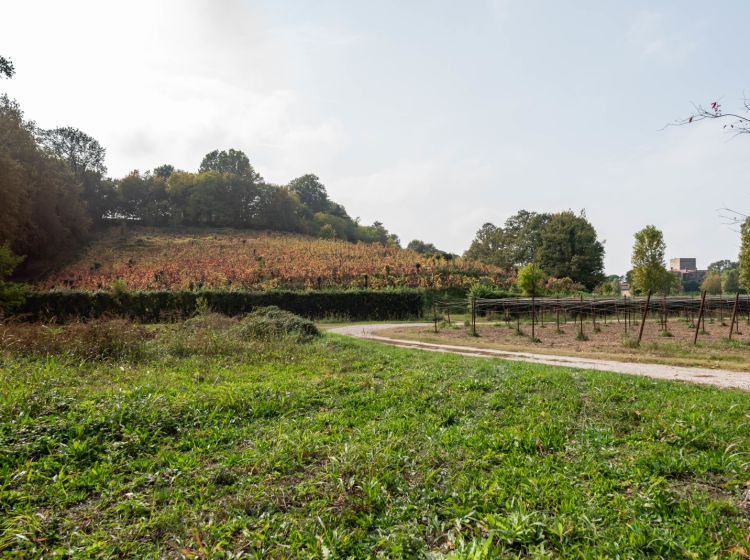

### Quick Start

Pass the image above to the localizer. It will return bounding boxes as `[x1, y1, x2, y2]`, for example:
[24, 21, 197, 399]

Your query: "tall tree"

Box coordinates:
[288, 174, 330, 214]
[739, 217, 750, 293]
[199, 149, 263, 182]
[630, 225, 672, 295]
[701, 273, 722, 295]
[40, 127, 106, 176]
[0, 242, 25, 313]
[534, 211, 605, 290]
[40, 127, 111, 223]
[707, 259, 737, 273]
[0, 96, 89, 275]
[722, 268, 739, 293]
[464, 211, 551, 269]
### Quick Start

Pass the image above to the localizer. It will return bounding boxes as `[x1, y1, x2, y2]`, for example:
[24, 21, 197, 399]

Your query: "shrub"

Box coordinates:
[235, 306, 320, 341]
[18, 289, 424, 323]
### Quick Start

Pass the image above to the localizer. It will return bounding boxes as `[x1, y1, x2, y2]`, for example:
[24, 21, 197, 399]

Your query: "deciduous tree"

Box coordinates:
[0, 56, 14, 79]
[535, 211, 604, 290]
[517, 263, 546, 296]
[701, 273, 722, 295]
[739, 218, 750, 293]
[630, 225, 672, 295]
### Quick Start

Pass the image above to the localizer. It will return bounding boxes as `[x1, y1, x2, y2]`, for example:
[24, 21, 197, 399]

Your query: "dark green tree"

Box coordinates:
[199, 149, 263, 182]
[407, 239, 440, 255]
[153, 164, 175, 178]
[0, 96, 90, 275]
[0, 242, 26, 313]
[534, 211, 605, 290]
[288, 174, 330, 214]
[722, 268, 740, 293]
[707, 259, 738, 274]
[0, 56, 14, 79]
[464, 211, 551, 269]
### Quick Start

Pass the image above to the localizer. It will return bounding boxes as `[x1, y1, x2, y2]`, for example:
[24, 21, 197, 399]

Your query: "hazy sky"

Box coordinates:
[4, 0, 750, 273]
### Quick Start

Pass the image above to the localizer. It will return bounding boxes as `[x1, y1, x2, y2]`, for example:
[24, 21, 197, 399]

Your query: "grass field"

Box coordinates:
[2, 322, 750, 558]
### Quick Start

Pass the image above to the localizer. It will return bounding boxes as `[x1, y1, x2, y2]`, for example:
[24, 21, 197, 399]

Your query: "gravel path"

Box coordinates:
[327, 323, 750, 391]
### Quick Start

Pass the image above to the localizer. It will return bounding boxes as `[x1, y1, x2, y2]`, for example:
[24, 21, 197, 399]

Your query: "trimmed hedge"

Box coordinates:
[17, 289, 424, 323]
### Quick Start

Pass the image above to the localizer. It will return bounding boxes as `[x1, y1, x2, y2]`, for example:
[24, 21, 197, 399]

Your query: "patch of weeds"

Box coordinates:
[575, 331, 589, 341]
[660, 330, 673, 337]
[621, 336, 639, 348]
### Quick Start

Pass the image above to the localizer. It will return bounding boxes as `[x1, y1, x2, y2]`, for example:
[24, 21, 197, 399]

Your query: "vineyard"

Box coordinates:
[39, 227, 512, 291]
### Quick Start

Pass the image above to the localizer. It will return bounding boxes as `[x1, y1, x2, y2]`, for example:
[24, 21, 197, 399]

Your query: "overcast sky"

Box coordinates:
[4, 0, 750, 273]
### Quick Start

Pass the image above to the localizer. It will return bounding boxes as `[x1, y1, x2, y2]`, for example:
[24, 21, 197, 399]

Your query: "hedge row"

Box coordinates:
[18, 289, 425, 323]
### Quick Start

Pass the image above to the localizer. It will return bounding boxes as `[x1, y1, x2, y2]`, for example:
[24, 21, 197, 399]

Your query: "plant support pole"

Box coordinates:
[637, 290, 652, 345]
[729, 292, 739, 340]
[471, 296, 477, 336]
[693, 290, 707, 345]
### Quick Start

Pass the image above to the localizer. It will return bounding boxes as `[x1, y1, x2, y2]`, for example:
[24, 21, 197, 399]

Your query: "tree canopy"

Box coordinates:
[630, 225, 673, 295]
[465, 210, 604, 289]
[0, 56, 14, 79]
[739, 218, 750, 294]
[535, 211, 605, 290]
[0, 94, 404, 277]
[0, 95, 90, 275]
[517, 263, 547, 296]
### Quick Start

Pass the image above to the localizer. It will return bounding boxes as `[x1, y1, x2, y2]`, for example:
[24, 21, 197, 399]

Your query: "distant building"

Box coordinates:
[669, 258, 706, 292]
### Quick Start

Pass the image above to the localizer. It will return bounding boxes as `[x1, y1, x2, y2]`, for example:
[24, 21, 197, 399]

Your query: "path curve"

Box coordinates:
[327, 323, 750, 391]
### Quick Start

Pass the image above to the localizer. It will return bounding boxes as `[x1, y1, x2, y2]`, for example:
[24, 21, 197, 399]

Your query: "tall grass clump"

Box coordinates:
[0, 318, 151, 361]
[235, 306, 320, 341]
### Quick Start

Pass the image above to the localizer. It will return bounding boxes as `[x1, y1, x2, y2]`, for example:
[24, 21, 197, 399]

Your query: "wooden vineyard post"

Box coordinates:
[432, 299, 438, 333]
[662, 294, 667, 330]
[590, 299, 596, 330]
[531, 295, 536, 341]
[623, 296, 628, 334]
[447, 306, 451, 326]
[556, 304, 560, 332]
[637, 290, 652, 345]
[693, 290, 707, 345]
[729, 292, 740, 340]
[364, 274, 368, 289]
[471, 295, 477, 336]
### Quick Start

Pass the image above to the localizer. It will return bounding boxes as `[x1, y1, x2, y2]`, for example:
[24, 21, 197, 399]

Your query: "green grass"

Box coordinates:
[2, 335, 750, 557]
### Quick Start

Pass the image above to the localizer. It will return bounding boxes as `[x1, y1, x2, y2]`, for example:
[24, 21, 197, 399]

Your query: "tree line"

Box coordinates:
[463, 210, 606, 291]
[0, 95, 398, 277]
[628, 225, 750, 296]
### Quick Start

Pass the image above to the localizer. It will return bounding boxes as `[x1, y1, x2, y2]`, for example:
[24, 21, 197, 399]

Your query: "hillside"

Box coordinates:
[39, 227, 511, 291]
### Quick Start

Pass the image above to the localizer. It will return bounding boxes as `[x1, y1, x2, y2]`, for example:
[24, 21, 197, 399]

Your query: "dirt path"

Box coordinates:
[327, 323, 750, 391]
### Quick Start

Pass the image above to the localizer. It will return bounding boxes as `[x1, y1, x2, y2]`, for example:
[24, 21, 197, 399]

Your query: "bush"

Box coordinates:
[17, 289, 424, 323]
[235, 306, 320, 341]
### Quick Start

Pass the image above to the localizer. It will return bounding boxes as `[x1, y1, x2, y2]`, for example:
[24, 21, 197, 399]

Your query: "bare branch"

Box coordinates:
[666, 97, 750, 134]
